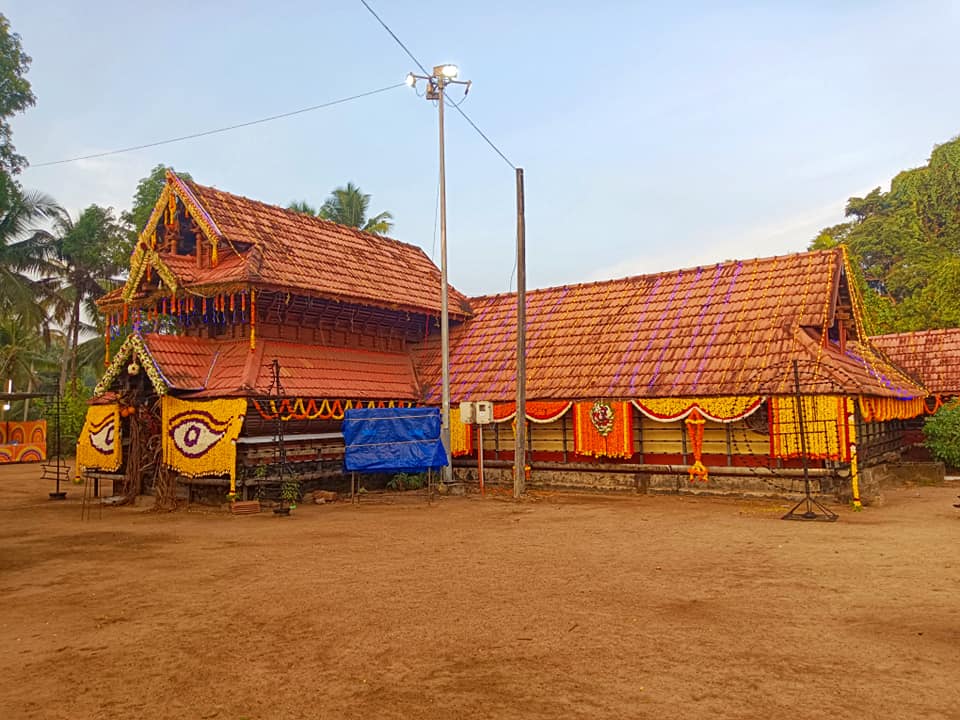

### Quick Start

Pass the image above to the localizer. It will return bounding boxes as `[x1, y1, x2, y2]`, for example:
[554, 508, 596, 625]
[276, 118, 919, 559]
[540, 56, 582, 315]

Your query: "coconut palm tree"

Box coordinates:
[0, 189, 60, 326]
[288, 183, 394, 235]
[30, 204, 126, 388]
[287, 200, 318, 216]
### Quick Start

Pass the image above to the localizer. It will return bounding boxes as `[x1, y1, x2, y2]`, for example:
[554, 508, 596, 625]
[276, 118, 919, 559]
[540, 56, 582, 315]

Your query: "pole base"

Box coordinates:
[781, 495, 838, 522]
[48, 491, 67, 500]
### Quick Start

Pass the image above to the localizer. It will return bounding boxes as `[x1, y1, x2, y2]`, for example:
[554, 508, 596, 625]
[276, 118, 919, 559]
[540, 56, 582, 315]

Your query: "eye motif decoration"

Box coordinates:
[168, 411, 232, 458]
[88, 416, 116, 456]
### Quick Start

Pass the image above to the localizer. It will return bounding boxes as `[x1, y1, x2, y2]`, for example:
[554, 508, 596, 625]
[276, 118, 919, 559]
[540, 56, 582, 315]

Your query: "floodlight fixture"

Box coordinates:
[438, 64, 459, 79]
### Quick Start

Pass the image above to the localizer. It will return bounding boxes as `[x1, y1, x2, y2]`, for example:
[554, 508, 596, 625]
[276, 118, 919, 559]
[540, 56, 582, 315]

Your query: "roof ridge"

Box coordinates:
[185, 178, 433, 257]
[467, 248, 841, 302]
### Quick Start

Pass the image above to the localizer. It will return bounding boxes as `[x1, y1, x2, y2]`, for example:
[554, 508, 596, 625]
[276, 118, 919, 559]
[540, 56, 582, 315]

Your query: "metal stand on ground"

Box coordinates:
[266, 359, 292, 516]
[81, 473, 102, 521]
[48, 379, 67, 500]
[782, 360, 838, 523]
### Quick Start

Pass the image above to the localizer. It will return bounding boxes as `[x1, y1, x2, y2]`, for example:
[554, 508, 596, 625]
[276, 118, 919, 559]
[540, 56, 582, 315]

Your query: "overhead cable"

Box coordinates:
[357, 0, 516, 170]
[30, 83, 404, 168]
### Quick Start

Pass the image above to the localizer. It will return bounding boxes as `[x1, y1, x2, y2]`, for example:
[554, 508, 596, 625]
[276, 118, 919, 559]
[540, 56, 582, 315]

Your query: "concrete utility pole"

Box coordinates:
[406, 65, 471, 486]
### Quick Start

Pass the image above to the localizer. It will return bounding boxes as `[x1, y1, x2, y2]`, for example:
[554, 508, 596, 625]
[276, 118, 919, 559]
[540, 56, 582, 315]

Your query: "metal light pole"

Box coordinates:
[407, 65, 470, 486]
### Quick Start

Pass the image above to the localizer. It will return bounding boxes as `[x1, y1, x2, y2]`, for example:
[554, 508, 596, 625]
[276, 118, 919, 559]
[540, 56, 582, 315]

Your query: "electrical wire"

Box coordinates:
[30, 83, 404, 168]
[358, 0, 430, 77]
[357, 0, 516, 170]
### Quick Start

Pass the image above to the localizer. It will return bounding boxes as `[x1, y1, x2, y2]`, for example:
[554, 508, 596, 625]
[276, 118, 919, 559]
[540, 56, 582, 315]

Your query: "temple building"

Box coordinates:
[869, 328, 960, 462]
[76, 171, 931, 505]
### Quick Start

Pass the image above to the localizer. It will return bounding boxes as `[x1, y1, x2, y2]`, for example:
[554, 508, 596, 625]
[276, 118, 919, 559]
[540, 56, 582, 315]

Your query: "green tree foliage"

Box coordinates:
[0, 14, 36, 214]
[0, 190, 60, 324]
[810, 135, 960, 332]
[286, 200, 318, 216]
[35, 205, 127, 387]
[41, 380, 91, 456]
[289, 182, 394, 235]
[923, 401, 960, 469]
[121, 164, 192, 252]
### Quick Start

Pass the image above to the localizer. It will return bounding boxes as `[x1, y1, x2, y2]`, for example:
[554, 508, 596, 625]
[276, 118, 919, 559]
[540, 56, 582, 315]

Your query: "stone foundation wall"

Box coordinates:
[850, 462, 946, 507]
[454, 466, 832, 499]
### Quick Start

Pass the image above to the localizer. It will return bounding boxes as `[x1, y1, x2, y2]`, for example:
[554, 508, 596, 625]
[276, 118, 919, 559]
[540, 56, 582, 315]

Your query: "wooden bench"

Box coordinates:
[82, 471, 123, 498]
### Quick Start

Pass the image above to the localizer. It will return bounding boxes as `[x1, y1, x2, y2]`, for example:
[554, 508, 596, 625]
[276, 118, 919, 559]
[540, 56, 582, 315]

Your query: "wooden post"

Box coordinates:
[514, 167, 527, 498]
[478, 424, 485, 496]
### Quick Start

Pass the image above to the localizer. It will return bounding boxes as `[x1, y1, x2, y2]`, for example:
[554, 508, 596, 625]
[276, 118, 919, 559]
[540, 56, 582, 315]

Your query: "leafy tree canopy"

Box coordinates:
[0, 14, 36, 213]
[810, 135, 960, 333]
[289, 182, 394, 235]
[121, 164, 192, 249]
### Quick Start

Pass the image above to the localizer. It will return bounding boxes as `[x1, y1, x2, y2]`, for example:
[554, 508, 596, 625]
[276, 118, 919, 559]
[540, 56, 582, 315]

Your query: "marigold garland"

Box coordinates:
[924, 395, 943, 415]
[858, 396, 925, 423]
[76, 404, 122, 473]
[769, 396, 846, 461]
[685, 408, 708, 482]
[492, 401, 572, 424]
[249, 289, 256, 351]
[95, 334, 169, 397]
[572, 401, 633, 458]
[450, 407, 473, 457]
[633, 396, 763, 423]
[161, 396, 246, 488]
[252, 398, 414, 422]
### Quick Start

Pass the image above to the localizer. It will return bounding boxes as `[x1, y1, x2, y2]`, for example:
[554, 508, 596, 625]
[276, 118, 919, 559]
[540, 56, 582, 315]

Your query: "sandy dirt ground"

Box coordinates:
[0, 464, 958, 720]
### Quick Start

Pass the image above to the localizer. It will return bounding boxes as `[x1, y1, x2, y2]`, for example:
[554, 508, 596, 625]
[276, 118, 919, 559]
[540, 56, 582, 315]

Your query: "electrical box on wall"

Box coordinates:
[475, 401, 494, 425]
[459, 401, 475, 424]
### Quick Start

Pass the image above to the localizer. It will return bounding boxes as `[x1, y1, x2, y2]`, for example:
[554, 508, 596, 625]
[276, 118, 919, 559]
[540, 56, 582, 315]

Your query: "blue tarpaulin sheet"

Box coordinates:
[342, 407, 448, 473]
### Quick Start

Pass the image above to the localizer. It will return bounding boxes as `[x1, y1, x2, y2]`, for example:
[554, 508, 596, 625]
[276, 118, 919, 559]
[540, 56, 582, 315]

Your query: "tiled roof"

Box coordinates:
[412, 250, 926, 401]
[176, 179, 469, 317]
[141, 334, 419, 400]
[871, 329, 960, 395]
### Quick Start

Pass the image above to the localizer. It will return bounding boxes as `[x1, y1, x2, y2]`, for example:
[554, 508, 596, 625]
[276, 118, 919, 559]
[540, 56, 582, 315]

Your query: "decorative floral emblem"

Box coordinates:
[167, 410, 233, 459]
[128, 361, 140, 375]
[87, 414, 116, 456]
[590, 400, 615, 436]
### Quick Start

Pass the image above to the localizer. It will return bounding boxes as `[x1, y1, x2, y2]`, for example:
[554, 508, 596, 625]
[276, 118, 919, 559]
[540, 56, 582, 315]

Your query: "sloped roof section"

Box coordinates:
[141, 334, 419, 400]
[871, 329, 960, 395]
[412, 250, 926, 402]
[182, 180, 469, 317]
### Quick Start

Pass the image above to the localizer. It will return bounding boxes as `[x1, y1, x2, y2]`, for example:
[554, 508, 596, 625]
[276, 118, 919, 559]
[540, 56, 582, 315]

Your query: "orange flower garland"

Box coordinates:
[572, 401, 633, 458]
[685, 408, 708, 481]
[492, 401, 572, 423]
[769, 396, 846, 461]
[249, 290, 256, 351]
[450, 407, 473, 457]
[858, 396, 925, 423]
[252, 398, 415, 422]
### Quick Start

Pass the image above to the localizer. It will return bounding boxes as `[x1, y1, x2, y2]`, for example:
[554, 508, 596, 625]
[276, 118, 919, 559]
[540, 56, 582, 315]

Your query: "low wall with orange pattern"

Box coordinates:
[0, 420, 47, 463]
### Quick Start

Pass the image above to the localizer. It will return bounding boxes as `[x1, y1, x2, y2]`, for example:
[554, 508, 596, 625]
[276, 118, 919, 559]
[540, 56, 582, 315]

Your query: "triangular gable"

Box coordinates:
[94, 333, 172, 397]
[121, 244, 180, 302]
[141, 170, 224, 255]
[120, 171, 226, 302]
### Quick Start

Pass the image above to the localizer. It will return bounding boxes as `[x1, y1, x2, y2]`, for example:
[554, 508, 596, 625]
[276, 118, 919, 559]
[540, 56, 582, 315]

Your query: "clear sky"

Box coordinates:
[8, 1, 960, 297]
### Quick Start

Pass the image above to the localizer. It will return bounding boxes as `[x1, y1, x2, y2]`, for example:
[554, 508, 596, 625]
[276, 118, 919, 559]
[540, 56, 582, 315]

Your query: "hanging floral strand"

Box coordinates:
[249, 289, 256, 351]
[685, 408, 708, 481]
[104, 314, 111, 367]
